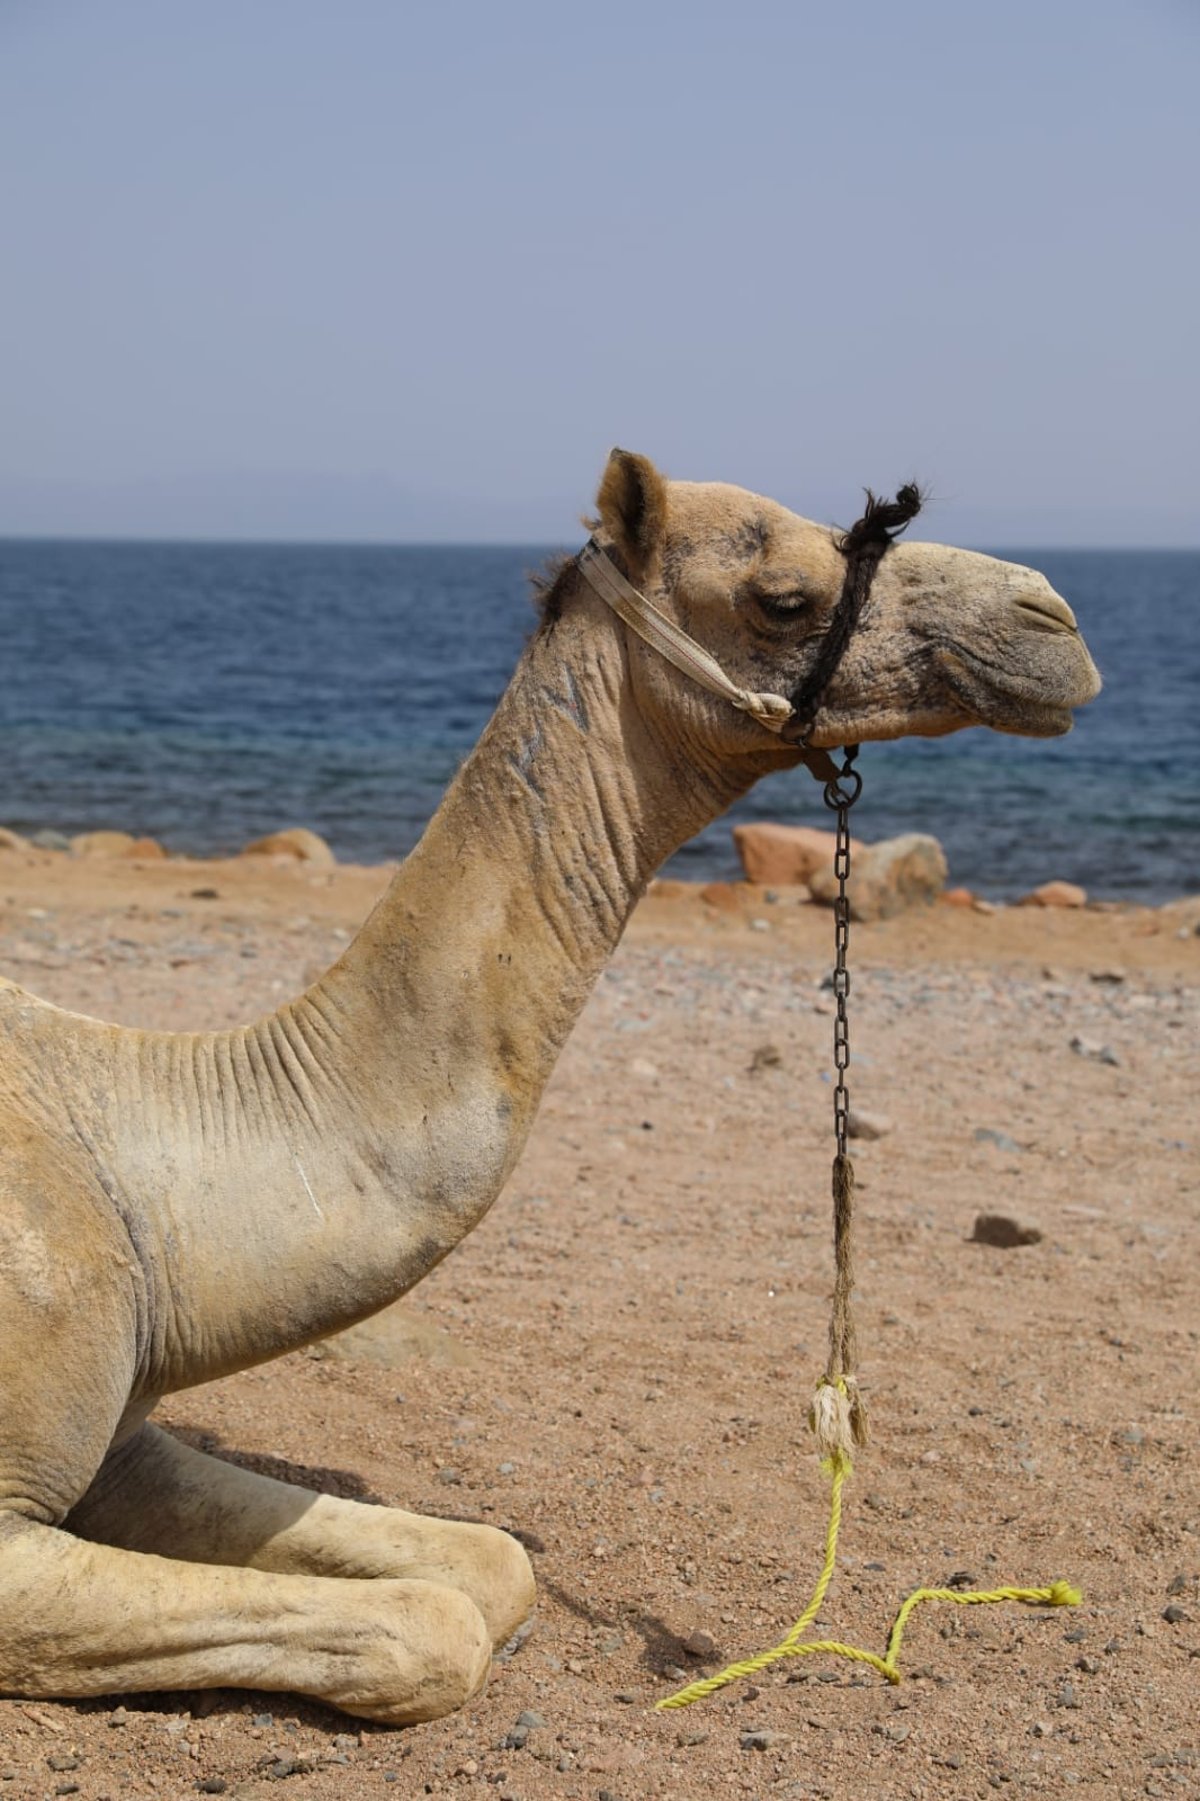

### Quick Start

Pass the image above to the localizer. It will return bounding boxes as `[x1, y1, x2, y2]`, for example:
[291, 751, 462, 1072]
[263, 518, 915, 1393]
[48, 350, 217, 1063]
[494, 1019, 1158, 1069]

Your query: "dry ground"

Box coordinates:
[0, 849, 1196, 1801]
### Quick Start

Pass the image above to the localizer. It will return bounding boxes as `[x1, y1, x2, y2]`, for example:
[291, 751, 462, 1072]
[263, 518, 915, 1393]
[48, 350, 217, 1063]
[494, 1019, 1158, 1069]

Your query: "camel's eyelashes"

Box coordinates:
[749, 587, 811, 622]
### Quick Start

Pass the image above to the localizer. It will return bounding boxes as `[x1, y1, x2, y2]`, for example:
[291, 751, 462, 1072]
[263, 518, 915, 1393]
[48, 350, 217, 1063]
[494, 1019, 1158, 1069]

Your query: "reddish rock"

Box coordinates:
[0, 827, 29, 853]
[1020, 880, 1087, 908]
[241, 827, 336, 866]
[647, 879, 692, 902]
[699, 881, 744, 914]
[808, 833, 947, 922]
[123, 837, 167, 859]
[941, 886, 976, 907]
[732, 822, 862, 887]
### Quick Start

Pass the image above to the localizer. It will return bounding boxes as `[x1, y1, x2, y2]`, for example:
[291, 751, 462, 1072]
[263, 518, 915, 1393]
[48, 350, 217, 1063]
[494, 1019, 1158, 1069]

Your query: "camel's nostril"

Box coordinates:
[1015, 588, 1078, 634]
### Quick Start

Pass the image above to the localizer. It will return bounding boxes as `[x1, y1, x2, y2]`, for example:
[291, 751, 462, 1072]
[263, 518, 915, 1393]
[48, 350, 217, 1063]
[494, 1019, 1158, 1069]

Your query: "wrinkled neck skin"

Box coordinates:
[96, 590, 767, 1393]
[321, 589, 750, 1116]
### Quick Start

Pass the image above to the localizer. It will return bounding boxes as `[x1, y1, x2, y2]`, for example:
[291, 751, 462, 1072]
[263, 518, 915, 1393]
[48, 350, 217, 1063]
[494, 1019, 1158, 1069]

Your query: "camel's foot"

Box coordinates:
[0, 1512, 490, 1724]
[70, 1423, 536, 1652]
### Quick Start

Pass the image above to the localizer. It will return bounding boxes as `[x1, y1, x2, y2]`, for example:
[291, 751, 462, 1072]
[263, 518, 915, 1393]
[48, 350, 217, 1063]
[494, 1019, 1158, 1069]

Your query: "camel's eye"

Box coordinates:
[750, 587, 809, 622]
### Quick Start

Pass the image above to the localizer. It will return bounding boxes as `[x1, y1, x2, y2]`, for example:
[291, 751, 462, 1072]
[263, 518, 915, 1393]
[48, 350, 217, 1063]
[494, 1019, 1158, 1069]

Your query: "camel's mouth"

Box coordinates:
[938, 642, 1101, 739]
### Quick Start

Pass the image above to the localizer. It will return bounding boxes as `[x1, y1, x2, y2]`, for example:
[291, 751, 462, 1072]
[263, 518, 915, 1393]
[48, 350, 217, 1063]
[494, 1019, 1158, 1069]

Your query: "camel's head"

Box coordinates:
[573, 449, 1101, 767]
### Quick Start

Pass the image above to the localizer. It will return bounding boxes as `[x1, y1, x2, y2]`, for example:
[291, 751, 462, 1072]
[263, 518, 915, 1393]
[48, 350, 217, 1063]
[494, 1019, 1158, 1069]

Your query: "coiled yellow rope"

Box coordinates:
[657, 1444, 1081, 1710]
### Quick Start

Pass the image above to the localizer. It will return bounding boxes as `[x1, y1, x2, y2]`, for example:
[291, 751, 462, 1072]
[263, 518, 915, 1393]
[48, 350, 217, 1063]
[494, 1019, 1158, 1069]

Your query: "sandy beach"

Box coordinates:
[0, 845, 1196, 1801]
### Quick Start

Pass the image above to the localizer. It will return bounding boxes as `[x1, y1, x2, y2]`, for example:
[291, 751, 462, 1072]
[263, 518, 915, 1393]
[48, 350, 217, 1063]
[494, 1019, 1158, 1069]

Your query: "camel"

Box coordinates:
[0, 451, 1100, 1725]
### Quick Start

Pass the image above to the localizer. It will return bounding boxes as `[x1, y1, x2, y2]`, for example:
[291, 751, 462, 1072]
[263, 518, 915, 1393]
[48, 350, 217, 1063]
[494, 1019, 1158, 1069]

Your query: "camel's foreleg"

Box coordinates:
[69, 1423, 536, 1652]
[0, 1510, 490, 1723]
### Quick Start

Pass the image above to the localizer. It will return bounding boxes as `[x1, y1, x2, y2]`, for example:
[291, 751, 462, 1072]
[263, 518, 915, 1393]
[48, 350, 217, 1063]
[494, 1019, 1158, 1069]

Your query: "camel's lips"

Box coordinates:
[937, 643, 1101, 739]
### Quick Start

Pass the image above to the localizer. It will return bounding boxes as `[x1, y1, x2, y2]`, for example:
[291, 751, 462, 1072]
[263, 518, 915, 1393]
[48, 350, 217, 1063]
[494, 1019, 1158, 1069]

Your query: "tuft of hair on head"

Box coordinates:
[528, 551, 579, 626]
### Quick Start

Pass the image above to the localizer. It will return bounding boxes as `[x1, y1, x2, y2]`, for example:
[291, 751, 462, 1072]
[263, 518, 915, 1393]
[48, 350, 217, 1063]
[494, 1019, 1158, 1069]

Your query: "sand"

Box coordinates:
[0, 847, 1197, 1801]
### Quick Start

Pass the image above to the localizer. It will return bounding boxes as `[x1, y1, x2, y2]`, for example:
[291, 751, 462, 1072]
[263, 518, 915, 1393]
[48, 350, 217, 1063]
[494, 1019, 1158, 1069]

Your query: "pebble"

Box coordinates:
[46, 1757, 81, 1773]
[1057, 1681, 1081, 1709]
[1162, 1604, 1188, 1624]
[740, 1730, 780, 1751]
[676, 1728, 709, 1747]
[196, 1782, 228, 1795]
[847, 1107, 893, 1140]
[436, 1465, 461, 1485]
[1070, 1034, 1121, 1066]
[1166, 1573, 1190, 1596]
[515, 1710, 546, 1729]
[970, 1213, 1043, 1248]
[682, 1628, 718, 1657]
[973, 1126, 1023, 1154]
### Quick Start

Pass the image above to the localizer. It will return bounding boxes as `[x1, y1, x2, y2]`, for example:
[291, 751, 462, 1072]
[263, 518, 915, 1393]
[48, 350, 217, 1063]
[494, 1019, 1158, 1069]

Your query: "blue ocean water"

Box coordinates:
[0, 539, 1196, 901]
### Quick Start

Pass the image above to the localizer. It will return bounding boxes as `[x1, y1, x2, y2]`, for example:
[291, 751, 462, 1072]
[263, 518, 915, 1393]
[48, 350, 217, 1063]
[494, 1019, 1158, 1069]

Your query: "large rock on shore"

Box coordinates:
[69, 830, 166, 859]
[808, 832, 948, 921]
[241, 827, 336, 866]
[70, 830, 136, 857]
[732, 822, 863, 886]
[1020, 880, 1087, 908]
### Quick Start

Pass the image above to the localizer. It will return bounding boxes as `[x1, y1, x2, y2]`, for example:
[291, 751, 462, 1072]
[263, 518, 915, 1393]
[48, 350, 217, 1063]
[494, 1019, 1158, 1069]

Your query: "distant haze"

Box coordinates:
[1, 0, 1197, 548]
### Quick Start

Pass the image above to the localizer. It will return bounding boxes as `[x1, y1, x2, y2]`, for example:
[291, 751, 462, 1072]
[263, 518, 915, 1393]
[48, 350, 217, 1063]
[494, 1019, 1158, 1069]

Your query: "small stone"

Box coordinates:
[516, 1710, 546, 1729]
[29, 829, 71, 851]
[676, 1727, 709, 1747]
[455, 1760, 478, 1778]
[332, 1734, 358, 1751]
[252, 1714, 274, 1728]
[436, 1466, 461, 1485]
[197, 1783, 228, 1795]
[1089, 968, 1126, 984]
[505, 1726, 529, 1750]
[1075, 1655, 1100, 1673]
[887, 1722, 911, 1741]
[1057, 1681, 1081, 1709]
[108, 1707, 129, 1726]
[1070, 1034, 1121, 1066]
[970, 1213, 1043, 1248]
[847, 1108, 893, 1140]
[47, 1757, 81, 1773]
[613, 1690, 638, 1704]
[1163, 1604, 1188, 1624]
[740, 1730, 779, 1751]
[749, 1043, 782, 1073]
[1166, 1573, 1190, 1596]
[682, 1629, 718, 1658]
[53, 1787, 80, 1798]
[973, 1127, 1023, 1154]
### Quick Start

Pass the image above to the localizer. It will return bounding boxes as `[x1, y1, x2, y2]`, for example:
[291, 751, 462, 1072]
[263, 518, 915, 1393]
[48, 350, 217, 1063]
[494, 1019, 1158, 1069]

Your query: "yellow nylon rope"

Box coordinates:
[656, 1448, 1081, 1710]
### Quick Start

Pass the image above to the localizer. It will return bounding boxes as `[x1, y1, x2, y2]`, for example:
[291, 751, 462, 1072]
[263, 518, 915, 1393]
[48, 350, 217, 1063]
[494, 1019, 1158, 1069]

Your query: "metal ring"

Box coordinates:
[823, 769, 863, 810]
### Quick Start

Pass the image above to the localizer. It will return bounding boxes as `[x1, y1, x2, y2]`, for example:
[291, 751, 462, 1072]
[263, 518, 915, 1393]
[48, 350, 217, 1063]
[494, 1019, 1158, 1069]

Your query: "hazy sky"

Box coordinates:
[1, 0, 1197, 545]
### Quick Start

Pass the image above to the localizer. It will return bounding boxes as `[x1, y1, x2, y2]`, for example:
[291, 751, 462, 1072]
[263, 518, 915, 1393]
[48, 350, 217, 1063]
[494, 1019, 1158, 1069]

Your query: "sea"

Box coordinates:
[0, 540, 1196, 903]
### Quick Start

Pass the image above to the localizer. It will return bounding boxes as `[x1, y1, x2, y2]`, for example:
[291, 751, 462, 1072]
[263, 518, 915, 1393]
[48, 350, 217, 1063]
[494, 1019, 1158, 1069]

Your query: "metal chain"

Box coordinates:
[823, 747, 862, 1158]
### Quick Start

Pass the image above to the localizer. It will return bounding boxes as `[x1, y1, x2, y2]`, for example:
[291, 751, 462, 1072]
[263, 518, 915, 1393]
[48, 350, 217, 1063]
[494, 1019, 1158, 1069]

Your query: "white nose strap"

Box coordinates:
[577, 539, 794, 735]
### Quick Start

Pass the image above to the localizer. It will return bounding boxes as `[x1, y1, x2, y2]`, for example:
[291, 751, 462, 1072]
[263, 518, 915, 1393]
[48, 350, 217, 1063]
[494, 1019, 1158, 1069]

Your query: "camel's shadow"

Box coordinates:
[168, 1423, 385, 1505]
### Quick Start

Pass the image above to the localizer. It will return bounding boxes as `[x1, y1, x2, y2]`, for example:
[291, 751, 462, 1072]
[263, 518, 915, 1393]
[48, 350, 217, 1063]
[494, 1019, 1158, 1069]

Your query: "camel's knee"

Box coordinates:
[341, 1582, 491, 1725]
[466, 1524, 536, 1645]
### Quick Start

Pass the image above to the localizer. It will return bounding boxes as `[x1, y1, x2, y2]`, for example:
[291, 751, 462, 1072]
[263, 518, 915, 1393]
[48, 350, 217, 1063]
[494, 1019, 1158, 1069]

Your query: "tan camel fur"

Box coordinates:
[0, 452, 1100, 1724]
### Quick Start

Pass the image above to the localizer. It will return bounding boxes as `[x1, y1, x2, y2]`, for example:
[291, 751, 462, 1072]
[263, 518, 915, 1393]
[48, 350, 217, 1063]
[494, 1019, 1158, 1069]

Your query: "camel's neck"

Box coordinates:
[121, 586, 758, 1389]
[302, 585, 743, 1195]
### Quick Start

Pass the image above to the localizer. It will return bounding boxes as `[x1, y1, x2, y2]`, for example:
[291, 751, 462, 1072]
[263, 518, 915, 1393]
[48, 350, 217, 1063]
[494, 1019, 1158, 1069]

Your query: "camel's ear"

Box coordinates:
[594, 448, 668, 568]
